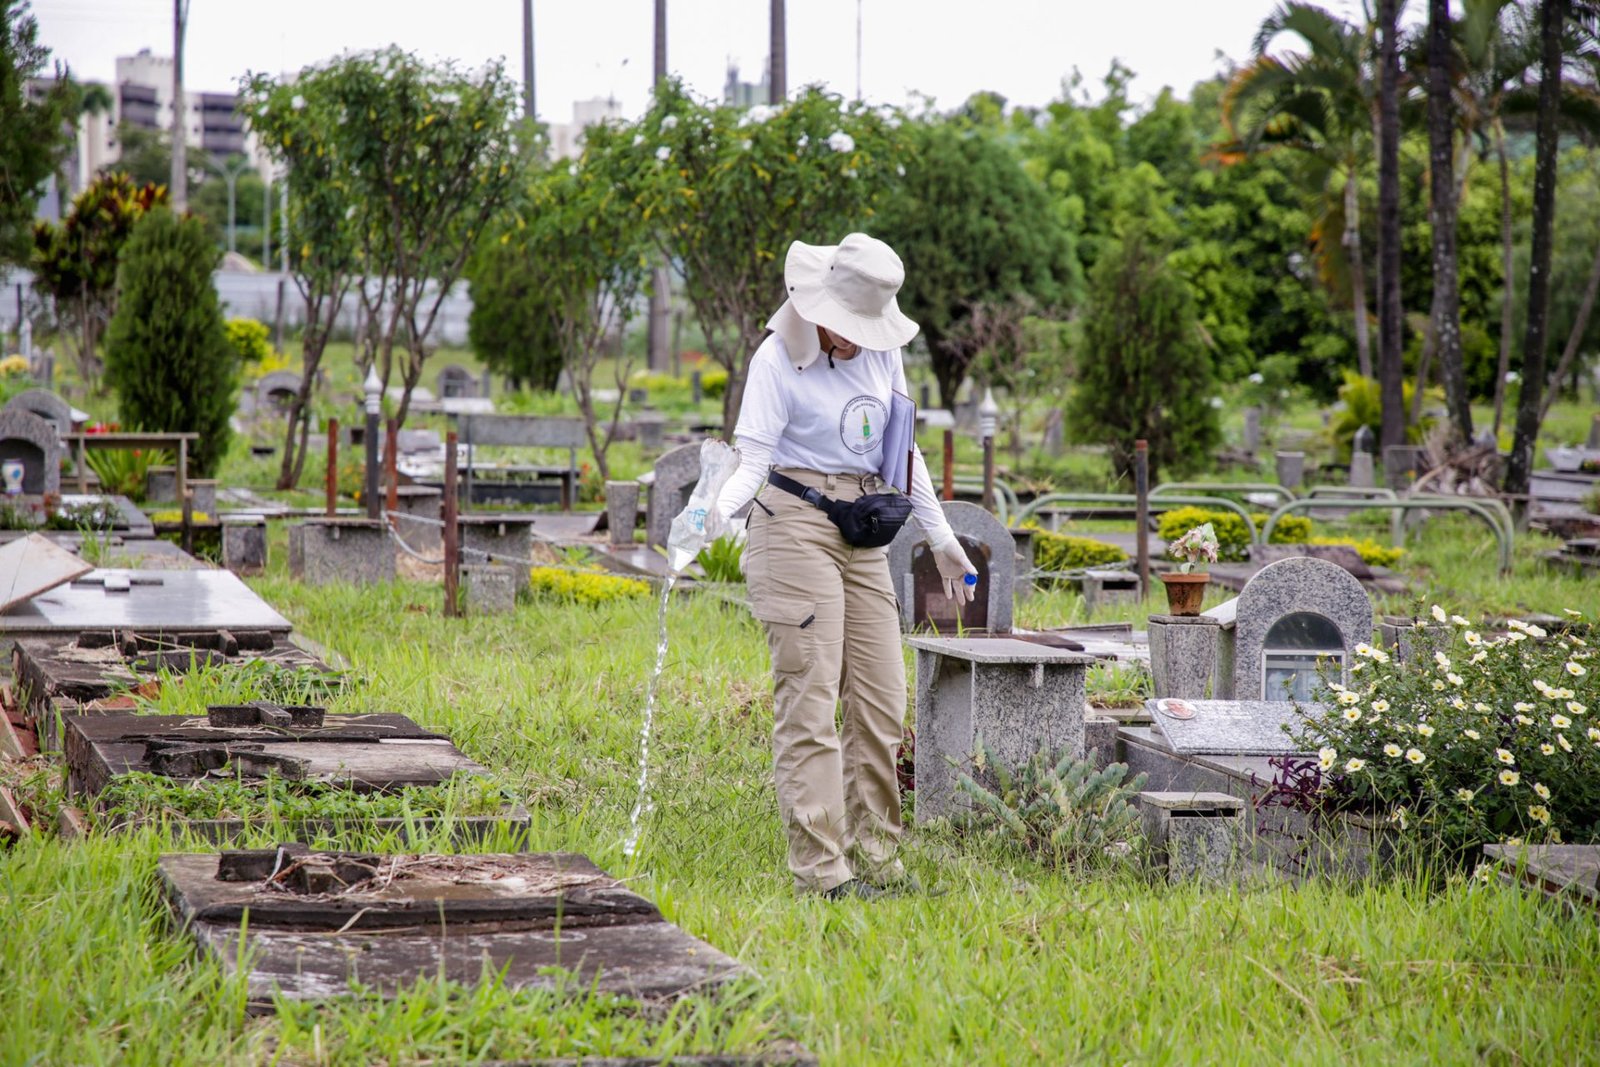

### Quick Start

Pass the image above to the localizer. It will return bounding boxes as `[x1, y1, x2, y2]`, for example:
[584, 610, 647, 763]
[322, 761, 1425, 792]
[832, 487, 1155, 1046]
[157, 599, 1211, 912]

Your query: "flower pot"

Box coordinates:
[1159, 572, 1209, 616]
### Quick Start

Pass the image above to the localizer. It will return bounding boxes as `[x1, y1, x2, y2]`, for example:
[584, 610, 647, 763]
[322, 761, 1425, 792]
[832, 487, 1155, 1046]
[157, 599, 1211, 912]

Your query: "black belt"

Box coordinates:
[766, 470, 830, 507]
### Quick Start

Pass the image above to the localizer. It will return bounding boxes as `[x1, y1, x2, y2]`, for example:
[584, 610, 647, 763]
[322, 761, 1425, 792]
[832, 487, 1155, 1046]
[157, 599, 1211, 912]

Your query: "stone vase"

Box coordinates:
[1159, 572, 1209, 616]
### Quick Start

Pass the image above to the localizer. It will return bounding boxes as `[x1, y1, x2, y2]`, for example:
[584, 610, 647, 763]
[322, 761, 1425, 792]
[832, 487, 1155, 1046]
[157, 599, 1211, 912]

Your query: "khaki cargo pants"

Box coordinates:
[742, 468, 906, 893]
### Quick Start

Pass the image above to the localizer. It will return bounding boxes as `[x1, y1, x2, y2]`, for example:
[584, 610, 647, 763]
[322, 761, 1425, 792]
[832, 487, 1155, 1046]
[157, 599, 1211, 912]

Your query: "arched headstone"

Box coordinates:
[888, 501, 1015, 634]
[0, 409, 62, 495]
[1229, 556, 1372, 700]
[3, 389, 73, 439]
[255, 371, 304, 415]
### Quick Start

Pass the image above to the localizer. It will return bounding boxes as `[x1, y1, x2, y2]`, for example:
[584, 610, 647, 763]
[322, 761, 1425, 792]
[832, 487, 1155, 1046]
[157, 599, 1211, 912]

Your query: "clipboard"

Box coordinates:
[879, 391, 915, 493]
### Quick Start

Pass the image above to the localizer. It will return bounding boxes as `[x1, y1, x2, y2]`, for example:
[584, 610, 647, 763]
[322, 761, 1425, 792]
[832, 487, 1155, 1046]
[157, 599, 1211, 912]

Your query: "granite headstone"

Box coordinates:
[887, 500, 1014, 634]
[3, 389, 74, 439]
[1224, 555, 1373, 700]
[644, 442, 701, 551]
[0, 409, 61, 495]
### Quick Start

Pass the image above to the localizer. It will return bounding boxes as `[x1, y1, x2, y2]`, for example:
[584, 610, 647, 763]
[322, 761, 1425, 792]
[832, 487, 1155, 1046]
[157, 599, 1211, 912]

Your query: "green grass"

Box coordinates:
[4, 558, 1598, 1064]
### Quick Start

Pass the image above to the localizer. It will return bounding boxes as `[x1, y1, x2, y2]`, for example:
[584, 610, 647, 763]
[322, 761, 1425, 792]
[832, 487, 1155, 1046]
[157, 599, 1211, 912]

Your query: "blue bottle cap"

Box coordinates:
[963, 572, 978, 586]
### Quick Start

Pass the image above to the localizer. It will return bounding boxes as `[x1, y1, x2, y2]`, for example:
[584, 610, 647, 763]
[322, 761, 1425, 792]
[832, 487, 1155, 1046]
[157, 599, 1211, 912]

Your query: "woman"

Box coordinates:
[713, 233, 976, 899]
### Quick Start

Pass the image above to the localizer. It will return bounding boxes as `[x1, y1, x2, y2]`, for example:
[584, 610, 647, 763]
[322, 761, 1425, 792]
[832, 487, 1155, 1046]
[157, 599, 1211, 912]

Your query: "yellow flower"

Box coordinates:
[1355, 642, 1374, 657]
[1451, 614, 1470, 626]
[1337, 691, 1361, 706]
[1371, 699, 1391, 714]
[1589, 727, 1600, 742]
[1528, 805, 1551, 825]
[1469, 651, 1488, 664]
[0, 354, 28, 376]
[1431, 679, 1447, 692]
[1405, 748, 1425, 764]
[1564, 609, 1585, 618]
[1473, 702, 1490, 713]
[1456, 788, 1475, 802]
[1416, 723, 1436, 738]
[1447, 672, 1464, 687]
[1318, 747, 1338, 771]
[1533, 680, 1554, 697]
[1514, 701, 1536, 713]
[1431, 604, 1448, 623]
[1390, 808, 1410, 829]
[1552, 714, 1572, 729]
[1464, 631, 1482, 646]
[1496, 748, 1516, 765]
[1499, 769, 1520, 786]
[1463, 728, 1481, 740]
[1540, 743, 1555, 756]
[1568, 701, 1588, 716]
[1344, 758, 1366, 773]
[1558, 734, 1573, 753]
[1533, 782, 1551, 800]
[1508, 631, 1528, 643]
[1554, 687, 1576, 701]
[1566, 661, 1588, 677]
[1342, 708, 1362, 723]
[1384, 743, 1403, 758]
[1515, 715, 1534, 726]
[1451, 697, 1469, 711]
[1527, 624, 1548, 638]
[1434, 651, 1451, 669]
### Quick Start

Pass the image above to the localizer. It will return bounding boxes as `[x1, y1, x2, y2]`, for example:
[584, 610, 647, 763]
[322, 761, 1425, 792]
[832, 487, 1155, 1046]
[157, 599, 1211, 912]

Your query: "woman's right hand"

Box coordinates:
[928, 531, 977, 604]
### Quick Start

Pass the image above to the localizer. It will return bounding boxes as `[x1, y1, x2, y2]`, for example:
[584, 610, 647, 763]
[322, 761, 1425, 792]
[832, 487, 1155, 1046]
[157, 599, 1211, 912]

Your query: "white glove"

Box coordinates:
[928, 530, 977, 603]
[704, 500, 729, 542]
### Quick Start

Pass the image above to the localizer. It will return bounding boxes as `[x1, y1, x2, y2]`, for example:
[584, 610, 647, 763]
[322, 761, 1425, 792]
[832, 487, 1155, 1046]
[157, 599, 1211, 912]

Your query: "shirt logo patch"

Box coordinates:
[839, 395, 888, 456]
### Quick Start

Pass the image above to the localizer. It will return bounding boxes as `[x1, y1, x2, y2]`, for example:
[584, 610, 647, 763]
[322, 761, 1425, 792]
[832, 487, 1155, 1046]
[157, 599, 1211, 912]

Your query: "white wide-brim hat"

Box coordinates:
[765, 233, 919, 366]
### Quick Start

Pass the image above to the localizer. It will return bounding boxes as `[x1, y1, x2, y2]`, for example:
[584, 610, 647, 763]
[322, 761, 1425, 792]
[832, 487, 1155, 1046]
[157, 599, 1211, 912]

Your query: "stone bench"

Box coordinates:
[908, 635, 1094, 823]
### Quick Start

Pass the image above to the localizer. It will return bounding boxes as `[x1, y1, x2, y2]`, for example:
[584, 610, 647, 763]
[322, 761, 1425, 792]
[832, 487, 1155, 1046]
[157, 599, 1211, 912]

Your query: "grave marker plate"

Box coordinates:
[0, 533, 92, 613]
[0, 570, 292, 636]
[1146, 698, 1318, 756]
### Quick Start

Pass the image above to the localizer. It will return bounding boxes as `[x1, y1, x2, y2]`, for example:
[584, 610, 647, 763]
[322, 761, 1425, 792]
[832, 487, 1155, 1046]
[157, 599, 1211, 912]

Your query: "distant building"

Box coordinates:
[722, 61, 770, 109]
[547, 96, 625, 160]
[31, 48, 272, 218]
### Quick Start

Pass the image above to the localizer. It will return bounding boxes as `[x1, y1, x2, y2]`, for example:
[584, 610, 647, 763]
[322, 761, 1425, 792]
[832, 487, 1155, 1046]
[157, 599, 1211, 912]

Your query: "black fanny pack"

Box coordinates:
[766, 470, 913, 548]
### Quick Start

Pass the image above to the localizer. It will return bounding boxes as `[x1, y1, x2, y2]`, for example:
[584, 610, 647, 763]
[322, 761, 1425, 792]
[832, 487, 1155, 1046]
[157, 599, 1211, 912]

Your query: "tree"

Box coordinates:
[240, 72, 362, 489]
[495, 156, 652, 479]
[247, 49, 522, 428]
[109, 122, 175, 187]
[1428, 0, 1474, 446]
[1065, 227, 1221, 483]
[1506, 0, 1580, 502]
[1224, 2, 1378, 380]
[616, 79, 907, 428]
[0, 0, 78, 266]
[30, 173, 166, 392]
[103, 208, 236, 477]
[874, 119, 1081, 407]
[1375, 0, 1407, 452]
[465, 235, 564, 391]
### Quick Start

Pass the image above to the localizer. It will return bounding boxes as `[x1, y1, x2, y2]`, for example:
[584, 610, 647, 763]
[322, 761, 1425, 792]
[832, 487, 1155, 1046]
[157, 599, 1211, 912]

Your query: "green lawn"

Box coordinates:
[3, 559, 1598, 1064]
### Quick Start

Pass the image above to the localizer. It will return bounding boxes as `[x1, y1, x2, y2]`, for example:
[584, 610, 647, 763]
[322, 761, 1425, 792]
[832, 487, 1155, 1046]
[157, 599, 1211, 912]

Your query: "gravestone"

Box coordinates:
[145, 466, 177, 504]
[3, 389, 74, 439]
[289, 519, 395, 586]
[436, 364, 480, 399]
[396, 428, 442, 455]
[606, 480, 639, 546]
[887, 501, 1014, 634]
[1383, 444, 1427, 490]
[1274, 450, 1305, 489]
[1348, 452, 1375, 488]
[1217, 556, 1373, 700]
[255, 371, 303, 415]
[0, 408, 61, 495]
[1138, 791, 1248, 885]
[909, 636, 1094, 823]
[461, 563, 518, 614]
[221, 515, 268, 576]
[458, 515, 536, 590]
[1041, 408, 1064, 453]
[644, 442, 701, 551]
[1242, 407, 1261, 455]
[1147, 614, 1221, 699]
[1146, 698, 1315, 756]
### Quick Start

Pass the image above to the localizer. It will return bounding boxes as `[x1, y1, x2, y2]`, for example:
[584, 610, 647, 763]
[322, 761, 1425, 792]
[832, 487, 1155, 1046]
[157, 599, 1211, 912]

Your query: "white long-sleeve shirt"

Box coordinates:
[714, 331, 953, 545]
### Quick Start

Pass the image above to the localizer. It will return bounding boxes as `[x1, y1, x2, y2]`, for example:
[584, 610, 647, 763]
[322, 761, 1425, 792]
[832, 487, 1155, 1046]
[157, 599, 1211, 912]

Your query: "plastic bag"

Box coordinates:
[666, 439, 742, 573]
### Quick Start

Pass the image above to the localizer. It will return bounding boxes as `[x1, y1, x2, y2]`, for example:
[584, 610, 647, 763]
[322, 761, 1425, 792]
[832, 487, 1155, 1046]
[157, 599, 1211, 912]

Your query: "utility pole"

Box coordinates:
[856, 0, 862, 101]
[769, 0, 786, 106]
[648, 0, 671, 373]
[171, 0, 189, 211]
[522, 0, 535, 123]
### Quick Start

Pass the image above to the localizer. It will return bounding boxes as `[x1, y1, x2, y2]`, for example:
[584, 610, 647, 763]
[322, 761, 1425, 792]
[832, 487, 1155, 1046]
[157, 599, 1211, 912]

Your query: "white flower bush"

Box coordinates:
[1291, 608, 1598, 857]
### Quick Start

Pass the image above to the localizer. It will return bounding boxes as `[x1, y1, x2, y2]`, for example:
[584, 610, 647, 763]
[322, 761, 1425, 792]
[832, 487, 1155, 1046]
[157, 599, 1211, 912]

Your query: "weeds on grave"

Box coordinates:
[119, 657, 349, 714]
[94, 768, 511, 826]
[1086, 662, 1151, 709]
[951, 740, 1147, 871]
[84, 448, 174, 502]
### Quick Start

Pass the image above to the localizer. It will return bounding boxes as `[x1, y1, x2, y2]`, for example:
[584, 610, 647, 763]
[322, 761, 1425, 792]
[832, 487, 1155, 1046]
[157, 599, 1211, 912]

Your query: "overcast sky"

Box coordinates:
[33, 0, 1401, 121]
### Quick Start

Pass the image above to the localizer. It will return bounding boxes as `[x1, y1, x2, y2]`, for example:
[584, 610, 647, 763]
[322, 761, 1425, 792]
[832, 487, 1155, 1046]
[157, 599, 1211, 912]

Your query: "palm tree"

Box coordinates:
[1376, 0, 1406, 452]
[1223, 2, 1377, 379]
[1505, 0, 1576, 503]
[1427, 0, 1473, 447]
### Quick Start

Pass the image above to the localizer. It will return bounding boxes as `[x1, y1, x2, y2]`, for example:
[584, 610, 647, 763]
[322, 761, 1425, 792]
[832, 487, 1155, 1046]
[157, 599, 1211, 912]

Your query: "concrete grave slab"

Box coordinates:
[159, 850, 747, 1008]
[1146, 698, 1316, 756]
[0, 569, 291, 637]
[0, 533, 92, 613]
[1138, 791, 1248, 884]
[1483, 843, 1600, 908]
